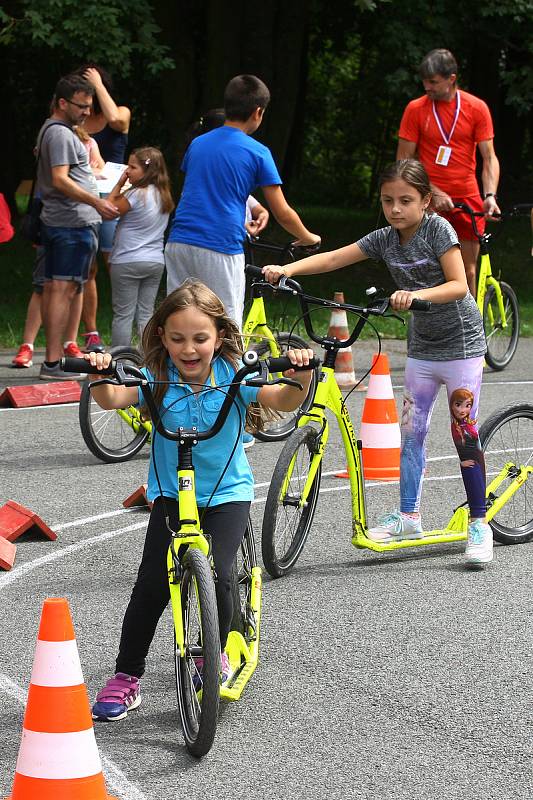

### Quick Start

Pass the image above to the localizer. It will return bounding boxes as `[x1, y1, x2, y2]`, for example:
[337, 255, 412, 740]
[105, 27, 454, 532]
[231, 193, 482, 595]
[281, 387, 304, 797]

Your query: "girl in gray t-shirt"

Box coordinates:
[263, 159, 492, 568]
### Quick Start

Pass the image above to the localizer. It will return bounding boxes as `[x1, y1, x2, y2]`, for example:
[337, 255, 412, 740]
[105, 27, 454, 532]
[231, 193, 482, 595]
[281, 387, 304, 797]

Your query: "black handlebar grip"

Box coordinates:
[266, 355, 320, 373]
[409, 298, 431, 312]
[60, 357, 117, 375]
[244, 264, 265, 278]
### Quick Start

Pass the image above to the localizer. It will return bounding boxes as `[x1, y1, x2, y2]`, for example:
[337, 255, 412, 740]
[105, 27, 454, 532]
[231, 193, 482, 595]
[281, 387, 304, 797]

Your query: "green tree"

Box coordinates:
[296, 0, 533, 206]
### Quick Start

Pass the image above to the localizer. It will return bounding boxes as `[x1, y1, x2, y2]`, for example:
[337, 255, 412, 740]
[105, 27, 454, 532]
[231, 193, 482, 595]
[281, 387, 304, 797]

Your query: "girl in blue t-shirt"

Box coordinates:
[84, 279, 314, 721]
[263, 159, 492, 569]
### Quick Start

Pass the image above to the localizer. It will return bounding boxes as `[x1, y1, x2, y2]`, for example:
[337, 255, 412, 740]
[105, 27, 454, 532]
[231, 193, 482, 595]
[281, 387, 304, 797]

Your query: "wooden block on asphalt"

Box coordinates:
[122, 484, 153, 510]
[0, 500, 58, 542]
[0, 536, 16, 570]
[0, 382, 81, 408]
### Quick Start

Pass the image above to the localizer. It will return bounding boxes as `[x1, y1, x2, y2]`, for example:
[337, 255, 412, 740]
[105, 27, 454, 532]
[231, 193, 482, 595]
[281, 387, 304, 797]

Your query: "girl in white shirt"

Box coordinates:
[108, 147, 174, 347]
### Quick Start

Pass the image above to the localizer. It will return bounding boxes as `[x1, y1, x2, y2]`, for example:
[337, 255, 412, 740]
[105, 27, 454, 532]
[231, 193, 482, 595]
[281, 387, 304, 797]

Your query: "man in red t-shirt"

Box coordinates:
[397, 48, 500, 296]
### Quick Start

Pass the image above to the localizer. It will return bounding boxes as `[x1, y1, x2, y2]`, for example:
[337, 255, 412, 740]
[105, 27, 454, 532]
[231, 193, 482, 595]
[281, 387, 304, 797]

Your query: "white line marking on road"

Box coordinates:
[54, 506, 140, 531]
[0, 520, 147, 591]
[2, 376, 532, 414]
[253, 453, 460, 489]
[0, 673, 147, 800]
[252, 470, 466, 504]
[0, 673, 26, 703]
[0, 403, 80, 413]
[391, 380, 533, 390]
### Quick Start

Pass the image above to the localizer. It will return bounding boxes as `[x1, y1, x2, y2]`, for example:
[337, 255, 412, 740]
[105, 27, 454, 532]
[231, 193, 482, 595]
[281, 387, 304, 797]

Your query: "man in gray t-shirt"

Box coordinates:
[37, 74, 119, 380]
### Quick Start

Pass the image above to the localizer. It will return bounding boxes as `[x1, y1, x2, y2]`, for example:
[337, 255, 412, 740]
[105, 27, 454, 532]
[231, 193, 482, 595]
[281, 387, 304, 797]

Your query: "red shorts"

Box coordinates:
[439, 195, 485, 241]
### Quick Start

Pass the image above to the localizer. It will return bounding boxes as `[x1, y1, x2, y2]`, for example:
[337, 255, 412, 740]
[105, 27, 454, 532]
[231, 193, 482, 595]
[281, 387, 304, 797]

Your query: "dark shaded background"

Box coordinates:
[1, 0, 532, 210]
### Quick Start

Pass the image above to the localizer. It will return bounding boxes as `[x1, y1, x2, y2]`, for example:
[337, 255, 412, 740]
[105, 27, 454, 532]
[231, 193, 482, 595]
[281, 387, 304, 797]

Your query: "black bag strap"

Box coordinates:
[27, 121, 73, 207]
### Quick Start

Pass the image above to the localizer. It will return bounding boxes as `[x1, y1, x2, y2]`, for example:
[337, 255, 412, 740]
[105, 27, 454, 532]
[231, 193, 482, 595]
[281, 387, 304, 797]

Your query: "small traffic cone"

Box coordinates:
[4, 598, 118, 800]
[360, 352, 400, 481]
[328, 292, 357, 387]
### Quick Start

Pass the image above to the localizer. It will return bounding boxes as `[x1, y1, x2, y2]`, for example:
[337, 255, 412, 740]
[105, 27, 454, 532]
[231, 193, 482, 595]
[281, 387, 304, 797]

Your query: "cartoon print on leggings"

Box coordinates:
[449, 388, 486, 516]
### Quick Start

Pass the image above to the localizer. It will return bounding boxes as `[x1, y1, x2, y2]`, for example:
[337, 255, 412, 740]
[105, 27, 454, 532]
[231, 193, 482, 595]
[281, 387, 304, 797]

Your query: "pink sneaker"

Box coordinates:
[220, 652, 232, 684]
[12, 344, 34, 368]
[92, 672, 141, 721]
[63, 341, 84, 358]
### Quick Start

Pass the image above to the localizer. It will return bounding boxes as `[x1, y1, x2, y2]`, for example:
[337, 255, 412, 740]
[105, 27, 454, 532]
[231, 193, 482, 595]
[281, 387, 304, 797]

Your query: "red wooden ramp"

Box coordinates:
[0, 536, 16, 570]
[0, 381, 81, 408]
[0, 500, 58, 543]
[122, 484, 153, 510]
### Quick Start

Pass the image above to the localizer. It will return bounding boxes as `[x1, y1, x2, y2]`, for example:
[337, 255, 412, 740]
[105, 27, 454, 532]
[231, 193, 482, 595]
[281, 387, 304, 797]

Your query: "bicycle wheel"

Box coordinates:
[174, 547, 220, 758]
[78, 346, 150, 463]
[252, 333, 318, 443]
[230, 518, 258, 639]
[483, 281, 519, 371]
[262, 425, 322, 577]
[479, 404, 533, 545]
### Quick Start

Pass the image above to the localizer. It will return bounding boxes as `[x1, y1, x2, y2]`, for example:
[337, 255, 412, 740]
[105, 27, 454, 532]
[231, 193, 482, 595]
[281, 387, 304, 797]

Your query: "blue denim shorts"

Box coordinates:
[42, 224, 99, 284]
[98, 217, 118, 252]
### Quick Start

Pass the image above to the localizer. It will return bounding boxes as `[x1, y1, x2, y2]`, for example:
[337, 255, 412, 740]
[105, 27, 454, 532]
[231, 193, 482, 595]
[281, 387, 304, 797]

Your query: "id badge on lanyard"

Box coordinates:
[433, 91, 460, 167]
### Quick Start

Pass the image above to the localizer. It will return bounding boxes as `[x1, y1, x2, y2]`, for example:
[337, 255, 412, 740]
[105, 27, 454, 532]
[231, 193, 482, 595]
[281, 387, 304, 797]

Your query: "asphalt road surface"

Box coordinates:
[0, 340, 532, 800]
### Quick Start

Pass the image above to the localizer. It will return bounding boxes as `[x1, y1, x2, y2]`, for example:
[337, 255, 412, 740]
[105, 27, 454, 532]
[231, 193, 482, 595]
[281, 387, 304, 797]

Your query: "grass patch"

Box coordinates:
[1, 208, 532, 347]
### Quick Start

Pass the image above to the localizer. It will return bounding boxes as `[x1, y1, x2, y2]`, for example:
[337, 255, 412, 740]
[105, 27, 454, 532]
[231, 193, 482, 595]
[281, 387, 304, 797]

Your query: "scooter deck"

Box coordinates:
[220, 566, 262, 702]
[352, 507, 469, 553]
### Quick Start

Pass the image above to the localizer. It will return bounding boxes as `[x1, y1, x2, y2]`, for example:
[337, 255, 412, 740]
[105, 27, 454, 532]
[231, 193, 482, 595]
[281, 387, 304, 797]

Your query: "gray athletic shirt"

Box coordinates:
[356, 214, 486, 361]
[36, 119, 101, 228]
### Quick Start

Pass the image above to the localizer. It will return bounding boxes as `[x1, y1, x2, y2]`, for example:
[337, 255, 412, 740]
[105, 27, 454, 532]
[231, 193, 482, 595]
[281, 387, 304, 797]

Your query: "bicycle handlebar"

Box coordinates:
[453, 200, 533, 240]
[245, 263, 303, 292]
[62, 357, 117, 375]
[245, 235, 321, 263]
[409, 298, 432, 311]
[60, 352, 319, 444]
[244, 264, 430, 348]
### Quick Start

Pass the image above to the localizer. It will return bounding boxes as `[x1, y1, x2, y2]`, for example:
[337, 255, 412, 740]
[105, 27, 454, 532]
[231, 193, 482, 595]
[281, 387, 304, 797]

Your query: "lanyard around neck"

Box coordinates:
[432, 90, 461, 145]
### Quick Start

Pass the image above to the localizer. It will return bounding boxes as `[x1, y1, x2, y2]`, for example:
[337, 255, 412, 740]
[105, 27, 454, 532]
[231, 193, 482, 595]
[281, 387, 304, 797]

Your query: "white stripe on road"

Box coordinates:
[0, 673, 147, 800]
[0, 402, 80, 412]
[1, 377, 532, 414]
[0, 462, 467, 591]
[0, 521, 148, 591]
[54, 506, 140, 532]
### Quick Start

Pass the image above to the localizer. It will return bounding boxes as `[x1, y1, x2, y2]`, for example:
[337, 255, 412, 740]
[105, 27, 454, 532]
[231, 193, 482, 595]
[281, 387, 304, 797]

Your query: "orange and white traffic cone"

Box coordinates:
[328, 291, 357, 387]
[4, 597, 118, 800]
[360, 352, 400, 481]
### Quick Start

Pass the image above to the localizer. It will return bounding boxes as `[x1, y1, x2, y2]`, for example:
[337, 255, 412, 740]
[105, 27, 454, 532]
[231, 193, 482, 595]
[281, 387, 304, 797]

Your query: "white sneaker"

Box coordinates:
[367, 510, 423, 542]
[465, 519, 493, 567]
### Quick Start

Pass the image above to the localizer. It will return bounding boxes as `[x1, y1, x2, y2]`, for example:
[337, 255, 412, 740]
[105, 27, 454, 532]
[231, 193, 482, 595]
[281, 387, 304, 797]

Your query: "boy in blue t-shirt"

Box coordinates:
[165, 74, 320, 326]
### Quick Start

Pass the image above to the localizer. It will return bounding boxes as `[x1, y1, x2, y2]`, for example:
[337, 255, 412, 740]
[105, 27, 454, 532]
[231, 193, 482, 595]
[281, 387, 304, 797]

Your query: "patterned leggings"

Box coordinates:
[400, 356, 486, 517]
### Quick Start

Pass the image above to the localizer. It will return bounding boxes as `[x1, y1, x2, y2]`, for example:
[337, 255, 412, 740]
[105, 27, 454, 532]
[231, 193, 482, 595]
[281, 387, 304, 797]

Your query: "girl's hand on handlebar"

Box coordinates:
[84, 351, 114, 370]
[262, 264, 288, 284]
[283, 348, 315, 375]
[390, 290, 419, 311]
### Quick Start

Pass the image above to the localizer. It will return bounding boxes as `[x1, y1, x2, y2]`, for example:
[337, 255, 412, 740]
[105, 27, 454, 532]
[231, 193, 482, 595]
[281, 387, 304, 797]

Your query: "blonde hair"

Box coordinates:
[127, 146, 174, 214]
[140, 280, 268, 431]
[73, 125, 90, 143]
